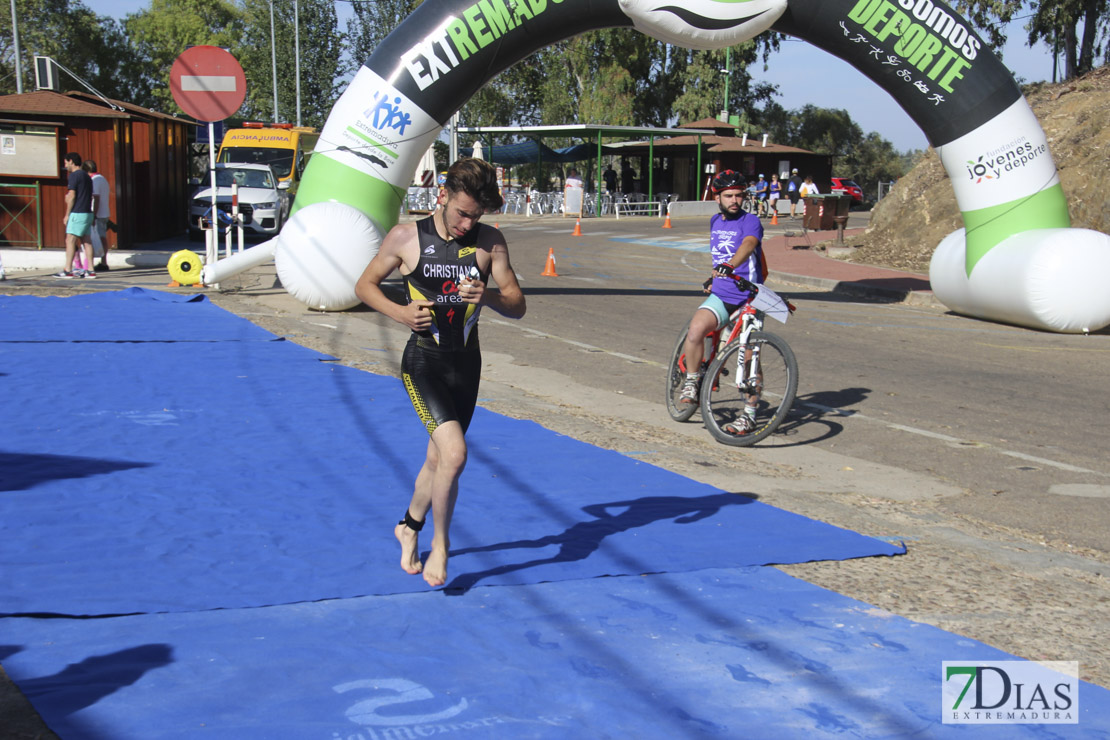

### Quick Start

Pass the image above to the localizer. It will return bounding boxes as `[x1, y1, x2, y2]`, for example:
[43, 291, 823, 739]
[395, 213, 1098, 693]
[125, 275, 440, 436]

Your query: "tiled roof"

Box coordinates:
[626, 133, 814, 154]
[680, 117, 737, 132]
[0, 90, 131, 118]
[708, 139, 814, 154]
[65, 91, 192, 123]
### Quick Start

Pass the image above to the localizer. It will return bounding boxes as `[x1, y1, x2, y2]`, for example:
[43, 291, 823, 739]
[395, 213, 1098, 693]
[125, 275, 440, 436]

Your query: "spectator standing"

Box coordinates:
[754, 174, 769, 216]
[620, 159, 636, 194]
[55, 153, 96, 279]
[83, 159, 111, 272]
[787, 168, 804, 219]
[769, 174, 781, 216]
[565, 168, 584, 189]
[603, 164, 617, 193]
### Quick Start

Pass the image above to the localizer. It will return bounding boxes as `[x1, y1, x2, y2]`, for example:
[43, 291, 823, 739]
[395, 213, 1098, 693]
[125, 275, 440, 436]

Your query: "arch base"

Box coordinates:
[929, 228, 1110, 333]
[275, 203, 383, 312]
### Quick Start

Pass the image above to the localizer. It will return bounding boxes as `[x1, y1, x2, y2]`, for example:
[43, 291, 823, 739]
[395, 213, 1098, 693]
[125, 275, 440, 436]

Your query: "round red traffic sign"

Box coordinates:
[170, 46, 246, 122]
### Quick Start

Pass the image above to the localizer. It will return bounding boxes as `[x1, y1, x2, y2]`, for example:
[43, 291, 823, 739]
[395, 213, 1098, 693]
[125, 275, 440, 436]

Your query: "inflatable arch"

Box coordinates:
[202, 0, 1110, 333]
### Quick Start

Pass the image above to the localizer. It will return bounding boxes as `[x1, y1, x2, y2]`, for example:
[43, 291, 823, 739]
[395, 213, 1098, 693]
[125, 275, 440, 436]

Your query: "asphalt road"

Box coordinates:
[482, 218, 1110, 550]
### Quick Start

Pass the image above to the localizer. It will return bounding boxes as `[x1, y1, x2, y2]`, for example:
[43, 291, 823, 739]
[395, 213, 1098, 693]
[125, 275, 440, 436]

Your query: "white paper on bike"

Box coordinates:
[752, 286, 791, 323]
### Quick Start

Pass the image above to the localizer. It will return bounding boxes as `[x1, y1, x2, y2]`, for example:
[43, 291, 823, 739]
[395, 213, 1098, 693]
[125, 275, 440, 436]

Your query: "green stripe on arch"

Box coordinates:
[962, 184, 1070, 274]
[290, 154, 407, 232]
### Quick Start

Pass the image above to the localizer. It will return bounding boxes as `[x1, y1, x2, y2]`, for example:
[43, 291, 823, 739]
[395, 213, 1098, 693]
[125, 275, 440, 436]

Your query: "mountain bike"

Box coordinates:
[665, 274, 799, 446]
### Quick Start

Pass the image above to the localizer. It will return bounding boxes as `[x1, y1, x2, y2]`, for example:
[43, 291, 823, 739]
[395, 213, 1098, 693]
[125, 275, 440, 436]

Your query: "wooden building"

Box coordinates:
[614, 118, 831, 201]
[0, 90, 192, 250]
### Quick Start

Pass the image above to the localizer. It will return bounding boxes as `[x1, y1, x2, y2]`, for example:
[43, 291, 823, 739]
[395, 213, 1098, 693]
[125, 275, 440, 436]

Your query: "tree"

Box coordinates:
[1, 0, 132, 98]
[671, 44, 777, 124]
[124, 0, 241, 112]
[345, 0, 422, 70]
[236, 0, 344, 127]
[840, 131, 909, 200]
[957, 0, 1108, 79]
[751, 103, 909, 198]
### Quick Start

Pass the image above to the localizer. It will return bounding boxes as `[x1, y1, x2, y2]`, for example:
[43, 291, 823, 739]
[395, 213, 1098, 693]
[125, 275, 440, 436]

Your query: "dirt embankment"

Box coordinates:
[843, 65, 1110, 274]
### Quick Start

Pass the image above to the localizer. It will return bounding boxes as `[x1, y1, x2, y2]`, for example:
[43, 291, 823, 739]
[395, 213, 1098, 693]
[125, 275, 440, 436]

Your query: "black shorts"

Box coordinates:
[788, 191, 800, 204]
[401, 336, 482, 435]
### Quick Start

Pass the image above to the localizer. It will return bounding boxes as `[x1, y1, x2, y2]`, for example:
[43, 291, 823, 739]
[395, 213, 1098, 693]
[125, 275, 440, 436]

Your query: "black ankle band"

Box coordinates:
[399, 510, 425, 532]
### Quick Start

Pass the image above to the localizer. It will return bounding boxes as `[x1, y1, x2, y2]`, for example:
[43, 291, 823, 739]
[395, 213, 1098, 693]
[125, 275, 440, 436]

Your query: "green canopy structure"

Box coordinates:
[458, 124, 715, 213]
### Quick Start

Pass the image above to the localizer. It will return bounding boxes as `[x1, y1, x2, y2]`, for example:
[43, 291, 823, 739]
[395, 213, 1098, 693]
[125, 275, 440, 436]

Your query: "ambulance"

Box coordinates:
[216, 122, 319, 197]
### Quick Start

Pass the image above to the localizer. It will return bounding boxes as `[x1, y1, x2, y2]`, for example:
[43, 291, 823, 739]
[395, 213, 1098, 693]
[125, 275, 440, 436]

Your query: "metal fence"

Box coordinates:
[0, 182, 43, 248]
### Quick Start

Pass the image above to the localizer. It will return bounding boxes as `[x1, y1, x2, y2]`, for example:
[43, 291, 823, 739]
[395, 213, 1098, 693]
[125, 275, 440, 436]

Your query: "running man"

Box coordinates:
[678, 169, 767, 434]
[355, 158, 526, 587]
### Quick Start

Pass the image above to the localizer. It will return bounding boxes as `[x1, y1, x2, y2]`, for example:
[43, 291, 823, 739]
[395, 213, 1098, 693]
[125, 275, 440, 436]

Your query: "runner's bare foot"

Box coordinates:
[395, 522, 423, 575]
[423, 546, 449, 587]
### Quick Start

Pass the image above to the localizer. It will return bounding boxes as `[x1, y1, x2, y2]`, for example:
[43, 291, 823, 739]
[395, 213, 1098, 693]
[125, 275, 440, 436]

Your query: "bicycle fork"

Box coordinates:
[735, 307, 763, 396]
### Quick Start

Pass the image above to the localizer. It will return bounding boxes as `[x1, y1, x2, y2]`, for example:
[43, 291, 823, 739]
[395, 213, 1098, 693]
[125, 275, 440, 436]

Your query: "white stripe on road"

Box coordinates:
[489, 319, 663, 367]
[488, 319, 1106, 477]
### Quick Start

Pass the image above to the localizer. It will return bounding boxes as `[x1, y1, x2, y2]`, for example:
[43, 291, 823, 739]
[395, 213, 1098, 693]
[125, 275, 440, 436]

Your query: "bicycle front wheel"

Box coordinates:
[665, 327, 700, 422]
[700, 330, 799, 446]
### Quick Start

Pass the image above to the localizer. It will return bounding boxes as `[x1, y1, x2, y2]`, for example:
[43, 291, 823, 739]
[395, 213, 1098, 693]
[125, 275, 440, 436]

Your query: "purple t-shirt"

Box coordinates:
[709, 211, 766, 305]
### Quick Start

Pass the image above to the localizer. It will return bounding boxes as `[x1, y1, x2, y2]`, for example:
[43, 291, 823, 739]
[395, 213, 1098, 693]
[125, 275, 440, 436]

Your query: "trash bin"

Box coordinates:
[802, 196, 830, 230]
[803, 195, 851, 230]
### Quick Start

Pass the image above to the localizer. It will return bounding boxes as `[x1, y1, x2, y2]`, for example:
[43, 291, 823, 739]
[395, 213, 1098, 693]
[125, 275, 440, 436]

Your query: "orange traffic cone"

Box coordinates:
[572, 218, 582, 237]
[662, 209, 672, 229]
[771, 210, 778, 225]
[542, 247, 558, 277]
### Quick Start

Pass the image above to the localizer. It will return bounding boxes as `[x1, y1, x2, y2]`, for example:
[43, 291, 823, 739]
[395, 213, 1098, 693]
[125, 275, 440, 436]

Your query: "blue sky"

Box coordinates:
[84, 0, 1056, 152]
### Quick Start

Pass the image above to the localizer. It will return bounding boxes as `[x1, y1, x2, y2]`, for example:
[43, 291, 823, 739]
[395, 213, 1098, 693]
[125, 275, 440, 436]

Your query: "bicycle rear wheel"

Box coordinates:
[664, 327, 714, 422]
[700, 330, 798, 446]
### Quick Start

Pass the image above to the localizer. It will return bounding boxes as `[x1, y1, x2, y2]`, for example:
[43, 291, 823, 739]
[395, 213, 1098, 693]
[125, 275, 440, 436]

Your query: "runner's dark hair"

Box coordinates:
[445, 157, 503, 212]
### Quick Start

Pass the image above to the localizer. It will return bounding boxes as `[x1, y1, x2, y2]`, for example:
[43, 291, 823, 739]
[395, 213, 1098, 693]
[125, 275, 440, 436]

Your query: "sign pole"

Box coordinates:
[170, 45, 247, 286]
[208, 121, 218, 275]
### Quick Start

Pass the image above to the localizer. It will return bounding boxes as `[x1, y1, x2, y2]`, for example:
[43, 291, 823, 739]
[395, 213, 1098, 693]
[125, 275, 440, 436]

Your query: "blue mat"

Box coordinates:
[0, 290, 902, 616]
[0, 288, 275, 342]
[1, 568, 1106, 739]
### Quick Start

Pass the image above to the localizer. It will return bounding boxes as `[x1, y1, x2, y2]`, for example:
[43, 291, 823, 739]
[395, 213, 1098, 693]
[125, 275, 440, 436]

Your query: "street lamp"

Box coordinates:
[9, 0, 23, 94]
[270, 0, 279, 120]
[294, 0, 301, 126]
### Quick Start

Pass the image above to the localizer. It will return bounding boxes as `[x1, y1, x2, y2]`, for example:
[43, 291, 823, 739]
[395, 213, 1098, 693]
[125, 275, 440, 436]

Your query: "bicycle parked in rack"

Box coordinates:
[665, 273, 799, 446]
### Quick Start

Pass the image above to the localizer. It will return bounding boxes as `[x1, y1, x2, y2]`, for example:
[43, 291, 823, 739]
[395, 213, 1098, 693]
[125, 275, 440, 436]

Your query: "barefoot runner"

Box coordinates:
[355, 158, 526, 587]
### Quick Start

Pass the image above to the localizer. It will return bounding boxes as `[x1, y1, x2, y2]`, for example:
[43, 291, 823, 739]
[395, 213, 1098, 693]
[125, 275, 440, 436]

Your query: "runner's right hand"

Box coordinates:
[405, 300, 435, 331]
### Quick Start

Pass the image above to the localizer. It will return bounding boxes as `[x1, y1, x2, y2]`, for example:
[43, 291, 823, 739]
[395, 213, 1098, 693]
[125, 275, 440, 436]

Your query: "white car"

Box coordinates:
[189, 163, 289, 241]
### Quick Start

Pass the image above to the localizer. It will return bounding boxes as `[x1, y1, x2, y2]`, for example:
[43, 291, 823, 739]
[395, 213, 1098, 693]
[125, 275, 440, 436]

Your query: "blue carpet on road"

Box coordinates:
[0, 290, 902, 617]
[11, 290, 1096, 738]
[1, 567, 1107, 739]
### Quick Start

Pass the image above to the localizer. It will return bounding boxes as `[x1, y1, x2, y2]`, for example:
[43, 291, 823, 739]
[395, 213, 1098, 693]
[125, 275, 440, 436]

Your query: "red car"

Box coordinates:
[830, 177, 864, 203]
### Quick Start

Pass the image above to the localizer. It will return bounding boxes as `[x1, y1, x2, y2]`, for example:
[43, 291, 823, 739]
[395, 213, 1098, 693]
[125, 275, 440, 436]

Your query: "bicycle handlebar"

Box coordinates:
[702, 272, 758, 294]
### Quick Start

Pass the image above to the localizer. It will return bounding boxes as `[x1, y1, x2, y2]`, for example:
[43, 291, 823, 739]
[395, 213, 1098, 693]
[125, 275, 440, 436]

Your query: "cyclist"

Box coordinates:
[678, 169, 767, 434]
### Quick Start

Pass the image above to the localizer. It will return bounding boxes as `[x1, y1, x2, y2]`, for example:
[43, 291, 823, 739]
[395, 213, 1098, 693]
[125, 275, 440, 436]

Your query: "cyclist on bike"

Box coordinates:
[679, 169, 767, 434]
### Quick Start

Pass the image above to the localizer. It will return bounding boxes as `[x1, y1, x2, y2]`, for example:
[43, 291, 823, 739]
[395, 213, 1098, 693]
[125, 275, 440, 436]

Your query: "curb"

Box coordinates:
[770, 270, 942, 307]
[1, 249, 180, 272]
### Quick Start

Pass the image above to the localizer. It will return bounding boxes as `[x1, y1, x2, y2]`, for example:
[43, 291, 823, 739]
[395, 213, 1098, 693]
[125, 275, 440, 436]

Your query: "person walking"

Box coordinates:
[55, 153, 96, 279]
[354, 158, 526, 588]
[83, 159, 111, 272]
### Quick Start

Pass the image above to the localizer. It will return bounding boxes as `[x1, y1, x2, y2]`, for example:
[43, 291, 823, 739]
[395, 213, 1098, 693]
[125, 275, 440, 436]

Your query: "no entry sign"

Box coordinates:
[170, 46, 246, 122]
